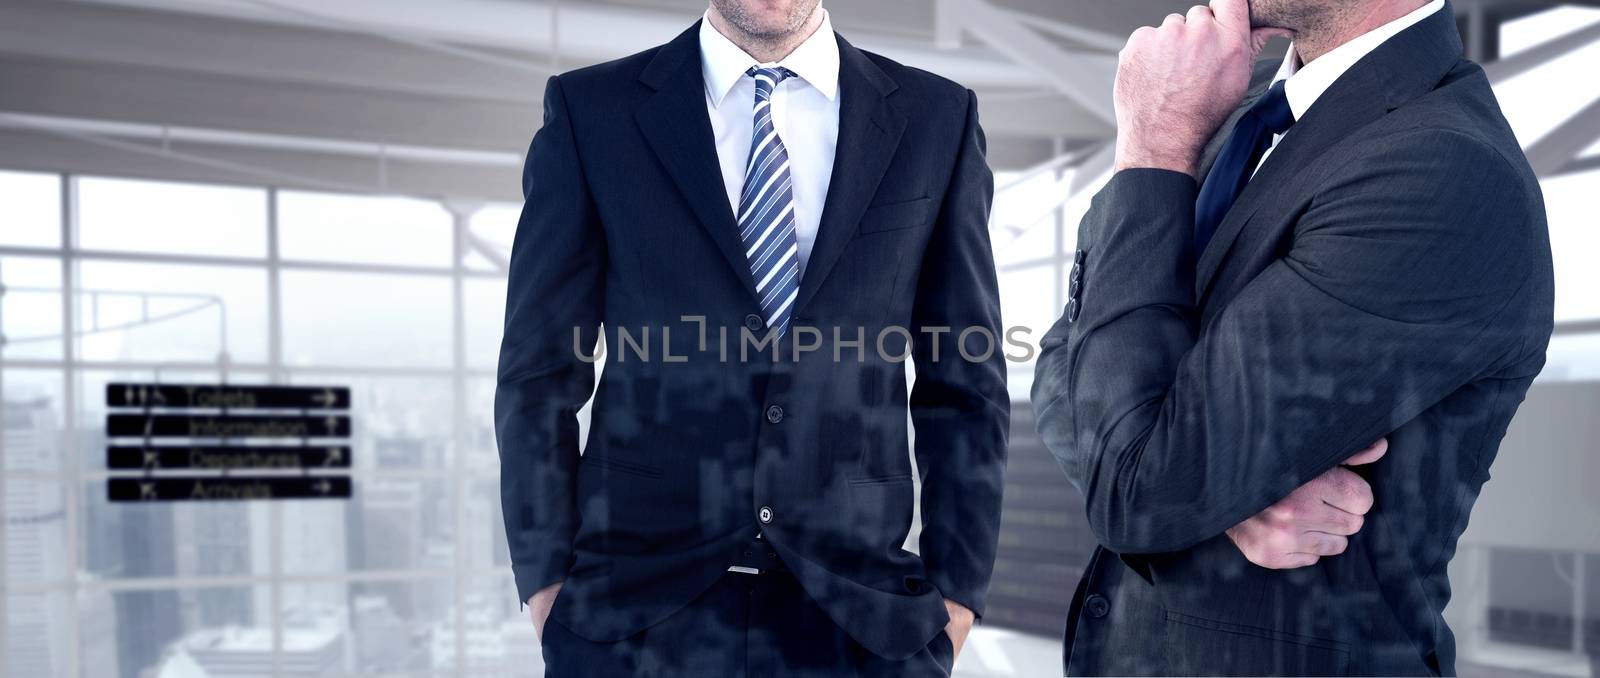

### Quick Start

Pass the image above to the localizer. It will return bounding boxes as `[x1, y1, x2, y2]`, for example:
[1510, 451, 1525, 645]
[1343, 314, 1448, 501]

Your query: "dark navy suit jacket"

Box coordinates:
[1032, 5, 1553, 676]
[495, 23, 1008, 660]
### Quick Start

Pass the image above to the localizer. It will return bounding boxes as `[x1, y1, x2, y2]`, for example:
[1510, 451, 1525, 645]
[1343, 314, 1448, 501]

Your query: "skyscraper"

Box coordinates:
[4, 396, 69, 677]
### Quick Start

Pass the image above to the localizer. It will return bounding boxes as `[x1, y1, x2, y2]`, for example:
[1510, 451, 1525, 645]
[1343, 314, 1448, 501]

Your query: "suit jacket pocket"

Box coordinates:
[578, 454, 663, 479]
[848, 473, 914, 487]
[1164, 611, 1350, 676]
[858, 197, 933, 234]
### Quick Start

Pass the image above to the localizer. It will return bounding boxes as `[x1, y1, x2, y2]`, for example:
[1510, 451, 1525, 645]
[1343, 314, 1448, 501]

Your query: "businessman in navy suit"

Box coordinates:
[495, 1, 1008, 675]
[1032, 0, 1553, 674]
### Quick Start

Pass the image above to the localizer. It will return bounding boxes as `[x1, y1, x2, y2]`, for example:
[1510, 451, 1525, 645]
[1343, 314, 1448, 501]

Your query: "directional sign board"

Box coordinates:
[108, 383, 349, 409]
[106, 445, 351, 471]
[105, 383, 353, 503]
[106, 414, 350, 438]
[109, 476, 351, 501]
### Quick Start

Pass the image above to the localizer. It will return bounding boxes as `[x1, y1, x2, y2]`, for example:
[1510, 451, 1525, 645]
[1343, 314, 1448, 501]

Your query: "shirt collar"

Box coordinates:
[1273, 0, 1444, 120]
[699, 8, 839, 107]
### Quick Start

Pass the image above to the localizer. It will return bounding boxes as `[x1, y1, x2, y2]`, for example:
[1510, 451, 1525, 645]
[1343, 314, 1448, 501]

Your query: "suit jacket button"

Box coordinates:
[744, 314, 765, 332]
[1074, 249, 1086, 265]
[1085, 593, 1110, 619]
[1066, 299, 1081, 323]
[759, 506, 774, 524]
[765, 405, 784, 424]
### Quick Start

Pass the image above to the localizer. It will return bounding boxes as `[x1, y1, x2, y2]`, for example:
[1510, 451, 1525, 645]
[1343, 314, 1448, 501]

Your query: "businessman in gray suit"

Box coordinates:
[1032, 0, 1553, 674]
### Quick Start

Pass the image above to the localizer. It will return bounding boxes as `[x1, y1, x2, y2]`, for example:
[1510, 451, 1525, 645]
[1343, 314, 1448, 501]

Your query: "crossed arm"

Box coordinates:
[1030, 132, 1534, 557]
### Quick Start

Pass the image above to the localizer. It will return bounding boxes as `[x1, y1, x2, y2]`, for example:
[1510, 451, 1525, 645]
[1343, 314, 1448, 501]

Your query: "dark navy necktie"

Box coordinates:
[1193, 80, 1295, 259]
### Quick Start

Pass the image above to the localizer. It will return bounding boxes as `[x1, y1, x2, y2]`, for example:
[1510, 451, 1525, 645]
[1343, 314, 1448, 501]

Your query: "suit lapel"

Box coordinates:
[794, 36, 905, 314]
[1195, 2, 1465, 299]
[635, 23, 760, 303]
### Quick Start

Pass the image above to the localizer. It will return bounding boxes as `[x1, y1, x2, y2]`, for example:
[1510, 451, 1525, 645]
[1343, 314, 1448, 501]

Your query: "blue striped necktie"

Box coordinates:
[739, 66, 801, 338]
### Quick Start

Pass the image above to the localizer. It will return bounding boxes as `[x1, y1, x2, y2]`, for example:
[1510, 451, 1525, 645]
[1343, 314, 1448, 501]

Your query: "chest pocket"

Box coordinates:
[857, 197, 933, 235]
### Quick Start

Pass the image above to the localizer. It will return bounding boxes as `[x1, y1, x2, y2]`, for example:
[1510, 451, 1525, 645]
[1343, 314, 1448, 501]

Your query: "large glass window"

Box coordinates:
[464, 277, 508, 371]
[1, 256, 64, 361]
[465, 203, 518, 274]
[75, 262, 269, 365]
[1, 173, 506, 677]
[2, 369, 66, 474]
[1540, 169, 1600, 322]
[277, 191, 454, 268]
[280, 271, 454, 368]
[3, 480, 68, 587]
[4, 590, 73, 677]
[76, 177, 267, 258]
[0, 171, 62, 249]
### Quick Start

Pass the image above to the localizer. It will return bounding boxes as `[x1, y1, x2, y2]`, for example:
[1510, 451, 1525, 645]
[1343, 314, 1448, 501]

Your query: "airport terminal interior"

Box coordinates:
[2, 0, 1599, 675]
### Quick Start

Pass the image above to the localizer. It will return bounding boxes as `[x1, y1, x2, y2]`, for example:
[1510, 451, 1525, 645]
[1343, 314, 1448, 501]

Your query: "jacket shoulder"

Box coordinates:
[549, 44, 666, 101]
[858, 48, 974, 108]
[1367, 62, 1535, 185]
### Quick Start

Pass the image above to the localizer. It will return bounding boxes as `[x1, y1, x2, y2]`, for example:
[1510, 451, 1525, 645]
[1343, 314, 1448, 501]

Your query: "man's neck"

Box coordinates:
[707, 6, 824, 63]
[1293, 0, 1428, 65]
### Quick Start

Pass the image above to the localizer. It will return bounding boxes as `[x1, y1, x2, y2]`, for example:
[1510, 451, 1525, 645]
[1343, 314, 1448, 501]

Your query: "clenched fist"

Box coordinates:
[1112, 0, 1292, 176]
[1226, 439, 1388, 569]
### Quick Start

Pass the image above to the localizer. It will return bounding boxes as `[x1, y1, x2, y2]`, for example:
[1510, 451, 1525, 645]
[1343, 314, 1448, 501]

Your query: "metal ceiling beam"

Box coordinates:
[984, 135, 1068, 170]
[990, 0, 1192, 38]
[0, 57, 539, 154]
[1525, 96, 1600, 177]
[1006, 11, 1128, 53]
[72, 0, 1053, 91]
[0, 128, 524, 202]
[1554, 153, 1600, 178]
[973, 95, 1113, 140]
[943, 0, 1119, 128]
[0, 113, 523, 168]
[1482, 19, 1600, 81]
[0, 0, 551, 105]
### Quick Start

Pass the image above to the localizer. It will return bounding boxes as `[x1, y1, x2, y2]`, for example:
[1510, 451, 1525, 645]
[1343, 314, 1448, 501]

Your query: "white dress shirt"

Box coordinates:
[1255, 0, 1445, 171]
[700, 10, 840, 279]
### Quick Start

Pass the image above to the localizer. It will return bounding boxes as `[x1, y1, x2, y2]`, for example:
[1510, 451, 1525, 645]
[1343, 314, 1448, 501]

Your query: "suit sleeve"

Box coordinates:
[496, 75, 605, 604]
[912, 89, 1010, 617]
[1030, 129, 1541, 554]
